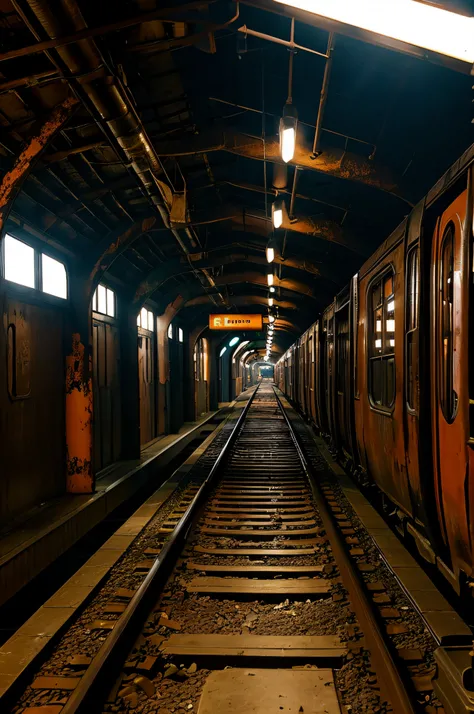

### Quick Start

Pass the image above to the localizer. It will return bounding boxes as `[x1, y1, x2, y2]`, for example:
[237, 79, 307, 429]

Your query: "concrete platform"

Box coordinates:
[0, 390, 256, 704]
[0, 409, 225, 609]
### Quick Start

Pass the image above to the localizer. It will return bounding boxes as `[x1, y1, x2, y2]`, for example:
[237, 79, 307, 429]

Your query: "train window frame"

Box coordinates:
[405, 245, 420, 414]
[367, 265, 396, 414]
[439, 223, 458, 423]
[41, 253, 68, 299]
[137, 307, 154, 332]
[4, 234, 36, 290]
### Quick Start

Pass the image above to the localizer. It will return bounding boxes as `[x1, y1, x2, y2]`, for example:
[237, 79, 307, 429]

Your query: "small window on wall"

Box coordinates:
[137, 307, 154, 332]
[168, 324, 173, 339]
[178, 327, 184, 343]
[42, 254, 67, 299]
[440, 225, 457, 422]
[4, 235, 35, 289]
[406, 247, 419, 412]
[369, 269, 396, 410]
[92, 283, 115, 317]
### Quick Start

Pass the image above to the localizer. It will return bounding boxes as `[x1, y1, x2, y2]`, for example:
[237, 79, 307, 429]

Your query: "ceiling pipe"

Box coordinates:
[311, 32, 335, 158]
[19, 0, 227, 302]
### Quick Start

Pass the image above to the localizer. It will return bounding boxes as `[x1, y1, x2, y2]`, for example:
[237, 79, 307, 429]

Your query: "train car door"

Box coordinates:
[335, 298, 352, 459]
[169, 325, 185, 431]
[430, 187, 473, 585]
[324, 304, 337, 446]
[92, 285, 121, 472]
[137, 307, 156, 445]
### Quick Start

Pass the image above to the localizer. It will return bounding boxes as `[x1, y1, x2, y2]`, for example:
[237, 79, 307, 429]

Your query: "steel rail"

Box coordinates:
[272, 386, 417, 714]
[61, 384, 260, 714]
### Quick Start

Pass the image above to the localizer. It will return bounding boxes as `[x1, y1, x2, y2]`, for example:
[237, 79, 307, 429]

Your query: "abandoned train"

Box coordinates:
[275, 143, 474, 596]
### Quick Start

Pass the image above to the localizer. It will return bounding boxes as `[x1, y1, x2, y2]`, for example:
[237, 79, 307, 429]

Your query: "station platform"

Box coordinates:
[0, 406, 231, 610]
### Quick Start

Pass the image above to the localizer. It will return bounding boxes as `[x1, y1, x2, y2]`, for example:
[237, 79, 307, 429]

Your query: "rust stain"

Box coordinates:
[0, 96, 78, 229]
[65, 333, 93, 493]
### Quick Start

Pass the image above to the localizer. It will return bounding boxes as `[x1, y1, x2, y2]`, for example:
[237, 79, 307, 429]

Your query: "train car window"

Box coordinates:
[369, 268, 396, 410]
[41, 254, 67, 299]
[178, 327, 184, 343]
[4, 235, 35, 289]
[440, 225, 457, 422]
[406, 247, 419, 412]
[93, 284, 116, 317]
[168, 323, 173, 339]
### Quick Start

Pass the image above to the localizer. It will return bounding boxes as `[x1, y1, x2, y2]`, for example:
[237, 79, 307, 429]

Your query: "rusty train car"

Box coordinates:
[275, 144, 474, 595]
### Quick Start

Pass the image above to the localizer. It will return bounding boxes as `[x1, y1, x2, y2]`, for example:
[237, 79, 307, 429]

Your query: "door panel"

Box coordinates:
[138, 331, 156, 445]
[93, 319, 121, 471]
[431, 189, 472, 580]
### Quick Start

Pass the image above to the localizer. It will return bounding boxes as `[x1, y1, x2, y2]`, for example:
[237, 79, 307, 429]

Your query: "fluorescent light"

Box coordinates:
[268, 297, 274, 307]
[272, 207, 283, 230]
[266, 246, 275, 263]
[267, 273, 274, 286]
[272, 0, 474, 64]
[279, 104, 298, 162]
[229, 336, 239, 346]
[219, 346, 227, 357]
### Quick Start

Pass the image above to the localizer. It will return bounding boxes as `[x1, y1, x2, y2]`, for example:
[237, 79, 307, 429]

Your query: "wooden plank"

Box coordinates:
[209, 506, 313, 514]
[212, 496, 309, 502]
[200, 526, 321, 538]
[194, 545, 322, 556]
[186, 563, 332, 575]
[185, 577, 330, 596]
[197, 669, 341, 714]
[163, 634, 346, 660]
[206, 511, 314, 519]
[203, 519, 317, 527]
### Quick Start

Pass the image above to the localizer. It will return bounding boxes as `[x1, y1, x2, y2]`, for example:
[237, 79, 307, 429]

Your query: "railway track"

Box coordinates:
[11, 384, 442, 714]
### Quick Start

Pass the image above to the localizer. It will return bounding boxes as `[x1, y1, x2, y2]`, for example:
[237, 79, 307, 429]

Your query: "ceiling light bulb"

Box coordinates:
[266, 246, 275, 263]
[268, 297, 273, 307]
[269, 286, 275, 293]
[268, 315, 275, 323]
[267, 273, 274, 287]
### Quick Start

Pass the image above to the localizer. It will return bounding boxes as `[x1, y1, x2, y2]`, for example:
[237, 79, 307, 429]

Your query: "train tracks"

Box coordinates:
[10, 384, 444, 714]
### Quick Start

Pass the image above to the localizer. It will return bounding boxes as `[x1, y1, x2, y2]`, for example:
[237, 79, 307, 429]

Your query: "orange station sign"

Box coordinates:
[209, 314, 263, 330]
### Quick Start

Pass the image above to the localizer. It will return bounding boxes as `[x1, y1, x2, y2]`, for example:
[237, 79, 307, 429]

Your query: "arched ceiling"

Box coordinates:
[1, 0, 472, 343]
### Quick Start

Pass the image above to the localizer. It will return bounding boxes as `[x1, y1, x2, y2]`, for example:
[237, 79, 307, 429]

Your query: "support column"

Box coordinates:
[66, 270, 94, 493]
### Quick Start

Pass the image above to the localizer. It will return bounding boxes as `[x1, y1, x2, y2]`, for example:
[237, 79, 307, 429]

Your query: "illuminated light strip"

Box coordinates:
[272, 0, 474, 63]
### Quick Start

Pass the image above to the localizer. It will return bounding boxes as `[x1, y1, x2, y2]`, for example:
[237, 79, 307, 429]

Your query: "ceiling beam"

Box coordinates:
[155, 129, 410, 202]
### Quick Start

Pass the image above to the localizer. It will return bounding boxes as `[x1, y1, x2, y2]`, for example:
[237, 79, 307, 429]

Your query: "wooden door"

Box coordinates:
[93, 318, 121, 471]
[138, 330, 156, 445]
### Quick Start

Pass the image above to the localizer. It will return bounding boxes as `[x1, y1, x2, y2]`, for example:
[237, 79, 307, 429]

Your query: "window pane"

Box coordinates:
[384, 274, 393, 298]
[371, 359, 382, 406]
[168, 324, 173, 339]
[42, 253, 67, 299]
[441, 227, 455, 421]
[140, 307, 147, 328]
[106, 288, 115, 317]
[178, 327, 183, 343]
[93, 289, 98, 312]
[5, 235, 35, 289]
[386, 357, 396, 406]
[147, 310, 154, 332]
[137, 313, 141, 327]
[98, 284, 107, 314]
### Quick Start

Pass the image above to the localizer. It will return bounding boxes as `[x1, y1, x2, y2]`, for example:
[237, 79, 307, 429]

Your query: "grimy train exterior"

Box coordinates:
[275, 143, 474, 596]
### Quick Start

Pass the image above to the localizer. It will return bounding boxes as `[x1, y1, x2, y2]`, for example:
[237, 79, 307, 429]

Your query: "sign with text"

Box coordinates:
[209, 314, 263, 330]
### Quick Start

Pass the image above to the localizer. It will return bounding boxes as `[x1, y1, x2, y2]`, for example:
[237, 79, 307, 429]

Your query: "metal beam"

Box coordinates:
[0, 96, 79, 232]
[155, 129, 410, 202]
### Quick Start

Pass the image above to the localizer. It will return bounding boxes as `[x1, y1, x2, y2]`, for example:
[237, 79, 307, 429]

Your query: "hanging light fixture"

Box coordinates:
[280, 104, 298, 163]
[269, 286, 275, 294]
[272, 199, 284, 230]
[267, 273, 274, 287]
[266, 235, 278, 263]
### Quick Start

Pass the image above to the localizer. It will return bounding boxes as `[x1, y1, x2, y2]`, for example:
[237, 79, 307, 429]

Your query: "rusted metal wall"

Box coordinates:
[1, 296, 65, 524]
